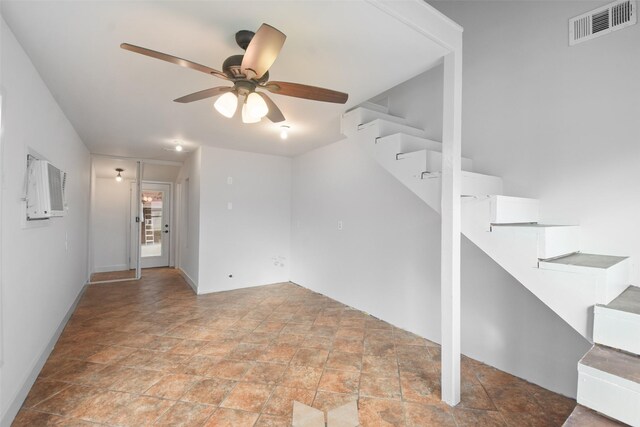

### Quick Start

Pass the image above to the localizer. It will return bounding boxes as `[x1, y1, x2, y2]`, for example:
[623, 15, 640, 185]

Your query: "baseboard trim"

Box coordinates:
[1, 282, 88, 427]
[178, 268, 198, 294]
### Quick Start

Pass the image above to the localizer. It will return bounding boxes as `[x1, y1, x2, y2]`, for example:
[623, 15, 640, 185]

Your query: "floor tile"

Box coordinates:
[33, 385, 100, 416]
[155, 401, 216, 427]
[312, 390, 358, 413]
[11, 409, 94, 426]
[404, 401, 456, 426]
[291, 348, 329, 369]
[263, 386, 316, 417]
[358, 397, 405, 427]
[326, 351, 362, 372]
[280, 365, 323, 390]
[203, 407, 259, 427]
[243, 362, 288, 385]
[109, 394, 175, 425]
[221, 382, 274, 412]
[143, 373, 201, 400]
[453, 407, 507, 426]
[22, 379, 70, 408]
[318, 369, 360, 394]
[181, 377, 236, 405]
[359, 373, 401, 400]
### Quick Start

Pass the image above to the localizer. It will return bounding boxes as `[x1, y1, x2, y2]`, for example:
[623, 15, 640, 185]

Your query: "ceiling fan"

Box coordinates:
[121, 23, 349, 124]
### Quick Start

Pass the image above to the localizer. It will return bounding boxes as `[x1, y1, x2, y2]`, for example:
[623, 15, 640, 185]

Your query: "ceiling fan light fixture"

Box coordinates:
[245, 92, 269, 119]
[241, 102, 261, 124]
[214, 91, 238, 118]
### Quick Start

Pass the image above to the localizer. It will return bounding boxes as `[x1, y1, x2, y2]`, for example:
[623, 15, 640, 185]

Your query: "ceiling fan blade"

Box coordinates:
[257, 92, 285, 123]
[120, 43, 229, 81]
[241, 24, 286, 79]
[263, 81, 348, 104]
[174, 86, 234, 103]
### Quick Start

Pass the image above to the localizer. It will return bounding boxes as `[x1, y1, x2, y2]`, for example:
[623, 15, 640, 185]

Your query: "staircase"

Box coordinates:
[341, 105, 640, 426]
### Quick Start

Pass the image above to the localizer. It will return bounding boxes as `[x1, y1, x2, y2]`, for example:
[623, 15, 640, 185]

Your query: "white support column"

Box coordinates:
[441, 49, 462, 406]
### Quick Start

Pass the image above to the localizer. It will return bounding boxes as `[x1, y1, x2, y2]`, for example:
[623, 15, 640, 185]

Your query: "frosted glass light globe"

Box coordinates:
[242, 102, 261, 123]
[214, 92, 238, 118]
[245, 92, 269, 119]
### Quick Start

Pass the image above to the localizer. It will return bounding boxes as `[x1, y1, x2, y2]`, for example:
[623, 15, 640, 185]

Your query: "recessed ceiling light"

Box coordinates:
[175, 144, 183, 152]
[280, 125, 290, 140]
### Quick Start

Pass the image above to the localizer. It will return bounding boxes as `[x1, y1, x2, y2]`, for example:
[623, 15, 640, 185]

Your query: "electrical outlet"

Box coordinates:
[337, 220, 343, 231]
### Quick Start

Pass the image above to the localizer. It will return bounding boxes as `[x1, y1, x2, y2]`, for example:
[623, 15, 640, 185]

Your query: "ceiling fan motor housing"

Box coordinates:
[235, 30, 255, 50]
[222, 54, 269, 82]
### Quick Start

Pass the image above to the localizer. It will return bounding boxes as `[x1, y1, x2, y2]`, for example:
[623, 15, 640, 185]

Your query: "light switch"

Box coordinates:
[227, 202, 233, 210]
[227, 176, 233, 185]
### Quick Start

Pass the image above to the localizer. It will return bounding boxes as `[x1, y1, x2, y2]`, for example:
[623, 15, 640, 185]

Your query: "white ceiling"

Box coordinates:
[1, 1, 447, 159]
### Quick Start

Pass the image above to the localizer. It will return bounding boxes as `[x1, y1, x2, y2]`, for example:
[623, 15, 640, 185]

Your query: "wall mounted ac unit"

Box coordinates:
[26, 158, 67, 220]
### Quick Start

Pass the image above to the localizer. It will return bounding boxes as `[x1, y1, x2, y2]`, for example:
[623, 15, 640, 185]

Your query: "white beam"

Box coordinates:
[441, 49, 462, 406]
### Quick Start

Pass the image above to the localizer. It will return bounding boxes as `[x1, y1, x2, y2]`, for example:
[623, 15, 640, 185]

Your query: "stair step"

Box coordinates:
[594, 286, 640, 356]
[577, 345, 640, 426]
[376, 133, 442, 153]
[397, 149, 473, 173]
[542, 253, 628, 269]
[489, 195, 539, 224]
[539, 254, 630, 304]
[358, 101, 389, 114]
[491, 224, 580, 259]
[563, 405, 626, 426]
[341, 107, 409, 136]
[358, 119, 427, 139]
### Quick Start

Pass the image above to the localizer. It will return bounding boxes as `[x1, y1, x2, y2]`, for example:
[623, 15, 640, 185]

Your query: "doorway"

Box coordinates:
[132, 182, 172, 269]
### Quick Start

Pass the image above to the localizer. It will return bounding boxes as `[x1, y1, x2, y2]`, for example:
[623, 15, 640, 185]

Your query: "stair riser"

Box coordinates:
[376, 135, 442, 161]
[397, 150, 473, 174]
[538, 227, 580, 259]
[461, 173, 503, 196]
[539, 259, 630, 304]
[359, 120, 428, 139]
[490, 226, 580, 260]
[594, 306, 640, 356]
[341, 107, 407, 136]
[490, 196, 539, 224]
[577, 367, 640, 426]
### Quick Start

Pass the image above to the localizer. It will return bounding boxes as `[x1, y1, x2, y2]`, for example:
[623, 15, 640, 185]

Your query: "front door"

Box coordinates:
[138, 183, 171, 268]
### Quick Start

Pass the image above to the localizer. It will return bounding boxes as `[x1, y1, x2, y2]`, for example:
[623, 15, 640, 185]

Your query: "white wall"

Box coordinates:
[291, 137, 591, 397]
[92, 177, 130, 272]
[177, 148, 201, 288]
[430, 0, 640, 283]
[0, 17, 90, 425]
[198, 146, 291, 294]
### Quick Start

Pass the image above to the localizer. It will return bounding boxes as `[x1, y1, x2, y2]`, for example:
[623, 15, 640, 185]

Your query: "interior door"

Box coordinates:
[139, 182, 171, 268]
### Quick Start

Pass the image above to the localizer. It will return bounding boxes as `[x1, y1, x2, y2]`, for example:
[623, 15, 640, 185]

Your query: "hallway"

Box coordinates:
[13, 269, 575, 426]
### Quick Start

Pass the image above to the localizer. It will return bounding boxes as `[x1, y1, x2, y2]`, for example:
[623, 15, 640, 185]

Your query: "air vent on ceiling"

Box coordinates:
[569, 0, 636, 45]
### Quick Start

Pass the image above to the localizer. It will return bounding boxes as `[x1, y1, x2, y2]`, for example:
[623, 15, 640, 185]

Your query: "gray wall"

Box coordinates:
[289, 0, 640, 397]
[430, 0, 640, 283]
[1, 17, 90, 424]
[291, 135, 590, 397]
[197, 146, 291, 294]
